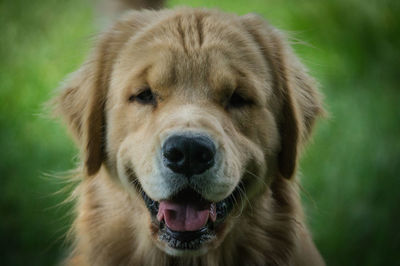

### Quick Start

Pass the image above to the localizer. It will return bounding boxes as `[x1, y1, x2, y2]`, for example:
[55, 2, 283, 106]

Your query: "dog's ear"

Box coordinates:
[53, 12, 153, 176]
[241, 14, 323, 179]
[54, 54, 106, 176]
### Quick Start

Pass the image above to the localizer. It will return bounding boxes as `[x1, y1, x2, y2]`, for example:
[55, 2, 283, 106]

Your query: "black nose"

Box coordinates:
[162, 134, 216, 176]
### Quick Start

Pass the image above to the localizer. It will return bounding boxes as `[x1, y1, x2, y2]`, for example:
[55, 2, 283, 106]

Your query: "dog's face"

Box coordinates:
[105, 14, 278, 255]
[55, 9, 322, 257]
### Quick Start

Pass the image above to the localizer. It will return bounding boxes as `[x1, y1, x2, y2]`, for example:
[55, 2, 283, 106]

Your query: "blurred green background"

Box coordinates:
[1, 0, 399, 265]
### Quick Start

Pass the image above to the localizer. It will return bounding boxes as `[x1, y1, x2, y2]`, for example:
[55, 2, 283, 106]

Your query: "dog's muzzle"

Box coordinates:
[134, 133, 240, 251]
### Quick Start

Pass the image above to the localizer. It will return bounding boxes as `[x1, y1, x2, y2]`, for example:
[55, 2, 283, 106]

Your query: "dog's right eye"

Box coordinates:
[129, 88, 156, 105]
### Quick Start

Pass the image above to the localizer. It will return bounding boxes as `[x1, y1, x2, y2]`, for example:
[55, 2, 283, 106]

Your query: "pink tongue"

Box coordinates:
[157, 200, 216, 232]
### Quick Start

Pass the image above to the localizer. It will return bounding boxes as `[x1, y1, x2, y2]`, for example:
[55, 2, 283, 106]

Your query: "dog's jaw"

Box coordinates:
[137, 184, 239, 256]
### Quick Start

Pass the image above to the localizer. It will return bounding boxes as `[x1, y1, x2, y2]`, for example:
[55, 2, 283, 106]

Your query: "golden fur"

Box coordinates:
[54, 2, 325, 265]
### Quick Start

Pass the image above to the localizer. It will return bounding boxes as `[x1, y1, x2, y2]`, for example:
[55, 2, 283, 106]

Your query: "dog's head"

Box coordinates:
[55, 9, 322, 256]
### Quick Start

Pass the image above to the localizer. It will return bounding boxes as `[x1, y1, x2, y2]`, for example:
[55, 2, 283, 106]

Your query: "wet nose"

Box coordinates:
[162, 134, 216, 177]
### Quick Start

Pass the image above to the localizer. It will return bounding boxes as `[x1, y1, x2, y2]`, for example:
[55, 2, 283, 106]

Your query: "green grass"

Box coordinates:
[1, 0, 399, 265]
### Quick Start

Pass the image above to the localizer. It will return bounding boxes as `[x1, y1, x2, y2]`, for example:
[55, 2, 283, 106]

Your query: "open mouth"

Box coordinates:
[140, 187, 237, 250]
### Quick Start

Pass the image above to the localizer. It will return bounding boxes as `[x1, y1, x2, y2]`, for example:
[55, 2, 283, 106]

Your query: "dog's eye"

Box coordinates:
[130, 88, 156, 105]
[227, 91, 253, 108]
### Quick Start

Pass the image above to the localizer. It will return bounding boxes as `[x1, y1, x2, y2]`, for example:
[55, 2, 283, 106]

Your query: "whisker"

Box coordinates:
[237, 180, 253, 213]
[230, 190, 243, 219]
[245, 169, 268, 188]
[236, 186, 245, 218]
[129, 177, 145, 202]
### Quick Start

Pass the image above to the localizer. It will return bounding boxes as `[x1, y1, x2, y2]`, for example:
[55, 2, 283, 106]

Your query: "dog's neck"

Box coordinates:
[66, 172, 300, 266]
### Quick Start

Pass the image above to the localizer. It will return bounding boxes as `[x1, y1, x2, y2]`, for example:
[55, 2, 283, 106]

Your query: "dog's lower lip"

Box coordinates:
[158, 219, 215, 250]
[164, 222, 209, 242]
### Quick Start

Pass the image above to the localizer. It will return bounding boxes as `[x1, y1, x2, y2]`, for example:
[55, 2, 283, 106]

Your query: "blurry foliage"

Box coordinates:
[0, 0, 399, 265]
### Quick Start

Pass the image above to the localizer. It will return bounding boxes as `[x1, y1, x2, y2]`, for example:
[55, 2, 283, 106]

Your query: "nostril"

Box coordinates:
[163, 148, 184, 163]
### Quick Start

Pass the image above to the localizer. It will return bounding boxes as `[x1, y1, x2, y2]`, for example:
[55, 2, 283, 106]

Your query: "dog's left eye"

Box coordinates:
[129, 88, 156, 105]
[227, 91, 253, 108]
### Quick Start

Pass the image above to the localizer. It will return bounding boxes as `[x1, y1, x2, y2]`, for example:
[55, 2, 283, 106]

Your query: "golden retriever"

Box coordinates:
[54, 0, 325, 265]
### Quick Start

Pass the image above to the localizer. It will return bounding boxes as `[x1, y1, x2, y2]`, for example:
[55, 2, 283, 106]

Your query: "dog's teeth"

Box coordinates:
[176, 240, 181, 247]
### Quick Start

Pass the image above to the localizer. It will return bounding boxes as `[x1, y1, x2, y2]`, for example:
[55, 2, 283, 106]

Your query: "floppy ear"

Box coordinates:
[54, 47, 108, 176]
[53, 12, 154, 176]
[241, 14, 323, 179]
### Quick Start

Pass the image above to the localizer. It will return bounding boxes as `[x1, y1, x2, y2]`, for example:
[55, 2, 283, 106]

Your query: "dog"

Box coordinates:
[54, 0, 325, 265]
